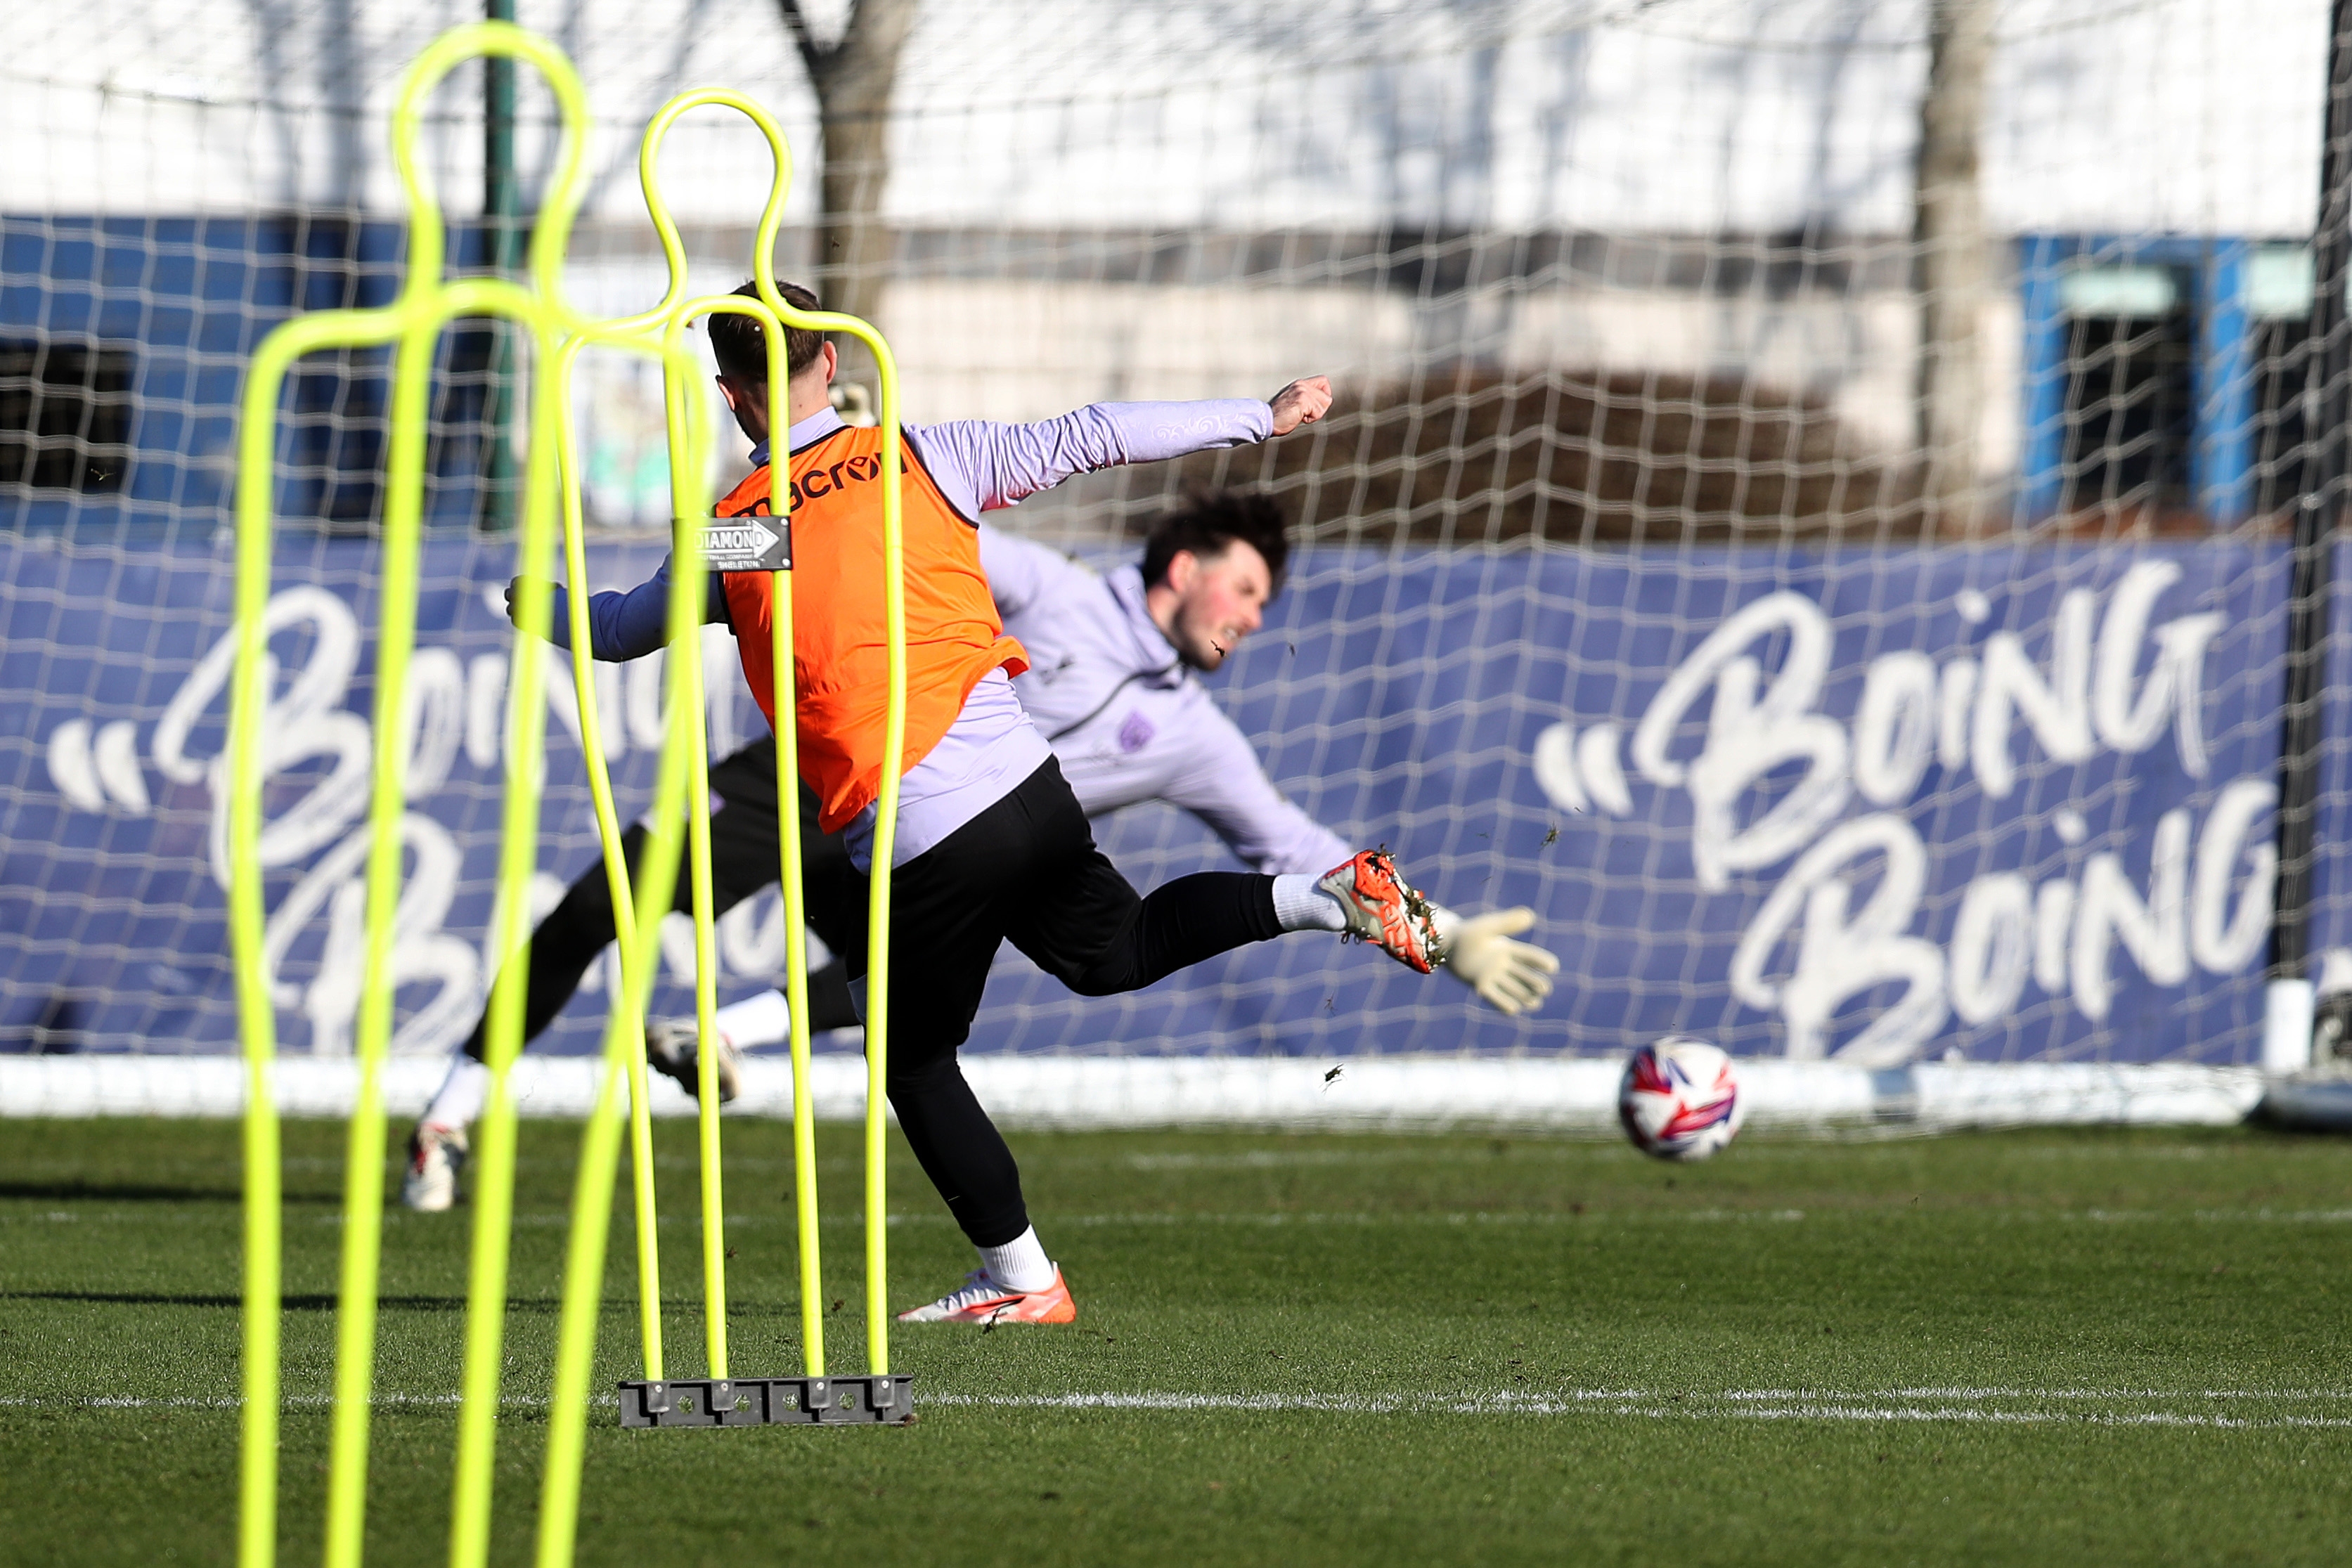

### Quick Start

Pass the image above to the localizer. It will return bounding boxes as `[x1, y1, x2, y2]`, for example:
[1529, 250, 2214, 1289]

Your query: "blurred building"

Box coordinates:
[0, 0, 2331, 537]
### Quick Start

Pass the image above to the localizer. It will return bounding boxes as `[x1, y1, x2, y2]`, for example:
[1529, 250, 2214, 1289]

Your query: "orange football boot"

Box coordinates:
[1317, 849, 1440, 973]
[896, 1268, 1077, 1324]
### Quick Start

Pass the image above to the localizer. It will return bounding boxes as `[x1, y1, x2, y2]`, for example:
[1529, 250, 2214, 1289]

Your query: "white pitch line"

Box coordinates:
[20, 1206, 2352, 1228]
[918, 1389, 2352, 1427]
[2038, 1208, 2352, 1224]
[1869, 1387, 2352, 1402]
[10, 1387, 2352, 1428]
[1712, 1404, 2352, 1430]
[922, 1390, 1653, 1413]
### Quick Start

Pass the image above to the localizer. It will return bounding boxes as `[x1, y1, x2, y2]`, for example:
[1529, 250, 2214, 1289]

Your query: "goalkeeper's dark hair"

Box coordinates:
[1141, 488, 1291, 599]
[704, 280, 826, 386]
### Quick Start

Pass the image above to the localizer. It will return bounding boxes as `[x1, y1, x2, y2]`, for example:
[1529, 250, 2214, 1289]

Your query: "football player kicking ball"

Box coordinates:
[669, 491, 1559, 1082]
[403, 492, 1560, 1219]
[403, 493, 1561, 1216]
[419, 282, 1514, 1327]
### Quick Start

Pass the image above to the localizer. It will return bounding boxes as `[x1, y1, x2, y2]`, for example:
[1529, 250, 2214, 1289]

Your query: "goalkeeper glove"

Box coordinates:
[1429, 905, 1559, 1016]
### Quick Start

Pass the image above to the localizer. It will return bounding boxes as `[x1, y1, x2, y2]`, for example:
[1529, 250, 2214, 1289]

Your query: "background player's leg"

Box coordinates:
[443, 739, 782, 1082]
[467, 824, 642, 1058]
[411, 745, 788, 1205]
[709, 797, 865, 1047]
[794, 779, 865, 959]
[411, 819, 650, 1185]
[791, 779, 870, 1030]
[667, 782, 864, 1079]
[406, 824, 651, 1210]
[423, 803, 766, 1108]
[627, 765, 801, 1099]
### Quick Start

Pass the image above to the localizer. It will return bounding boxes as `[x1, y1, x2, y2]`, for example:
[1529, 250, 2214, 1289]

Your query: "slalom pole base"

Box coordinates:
[616, 1373, 915, 1428]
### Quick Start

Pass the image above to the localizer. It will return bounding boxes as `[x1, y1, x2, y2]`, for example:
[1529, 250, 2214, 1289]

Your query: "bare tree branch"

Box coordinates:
[775, 0, 825, 82]
[770, 0, 917, 342]
[1915, 0, 1995, 536]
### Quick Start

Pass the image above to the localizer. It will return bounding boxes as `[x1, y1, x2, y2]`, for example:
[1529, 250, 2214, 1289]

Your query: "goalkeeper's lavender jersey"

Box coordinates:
[980, 527, 1352, 878]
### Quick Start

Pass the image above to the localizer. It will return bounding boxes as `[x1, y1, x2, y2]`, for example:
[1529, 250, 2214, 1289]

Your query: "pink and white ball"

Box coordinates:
[1617, 1038, 1744, 1162]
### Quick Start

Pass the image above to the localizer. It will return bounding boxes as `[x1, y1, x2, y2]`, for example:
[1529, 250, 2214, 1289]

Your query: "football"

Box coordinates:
[1617, 1038, 1743, 1162]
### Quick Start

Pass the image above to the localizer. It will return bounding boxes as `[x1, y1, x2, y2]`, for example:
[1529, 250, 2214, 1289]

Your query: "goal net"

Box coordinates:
[0, 0, 2342, 1101]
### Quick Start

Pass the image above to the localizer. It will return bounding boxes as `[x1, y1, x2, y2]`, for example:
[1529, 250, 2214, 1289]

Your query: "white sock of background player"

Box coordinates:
[421, 1054, 490, 1132]
[710, 988, 791, 1050]
[424, 986, 782, 1134]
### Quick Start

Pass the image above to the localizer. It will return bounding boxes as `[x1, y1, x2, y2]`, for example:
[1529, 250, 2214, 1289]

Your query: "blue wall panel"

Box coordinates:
[0, 536, 2311, 1068]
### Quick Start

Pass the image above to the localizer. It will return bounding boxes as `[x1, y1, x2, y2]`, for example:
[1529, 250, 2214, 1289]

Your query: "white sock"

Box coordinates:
[422, 1056, 490, 1132]
[978, 1226, 1056, 1292]
[1272, 872, 1348, 933]
[713, 989, 791, 1049]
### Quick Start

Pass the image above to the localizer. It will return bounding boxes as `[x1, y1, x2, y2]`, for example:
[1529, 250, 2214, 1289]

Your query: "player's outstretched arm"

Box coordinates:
[1266, 375, 1333, 435]
[503, 558, 727, 661]
[912, 376, 1335, 516]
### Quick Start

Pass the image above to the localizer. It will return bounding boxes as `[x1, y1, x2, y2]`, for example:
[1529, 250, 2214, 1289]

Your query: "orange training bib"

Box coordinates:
[713, 426, 1027, 834]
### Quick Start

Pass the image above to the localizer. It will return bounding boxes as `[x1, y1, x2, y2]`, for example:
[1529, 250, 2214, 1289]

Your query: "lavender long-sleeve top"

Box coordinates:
[980, 528, 1351, 876]
[545, 397, 1274, 868]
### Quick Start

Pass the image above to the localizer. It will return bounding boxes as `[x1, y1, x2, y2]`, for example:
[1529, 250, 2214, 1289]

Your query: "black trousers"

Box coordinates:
[843, 757, 1283, 1248]
[460, 739, 864, 1061]
[470, 744, 1286, 1256]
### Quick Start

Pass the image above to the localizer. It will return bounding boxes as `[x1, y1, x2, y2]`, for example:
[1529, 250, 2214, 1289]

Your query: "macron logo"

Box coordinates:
[788, 451, 897, 512]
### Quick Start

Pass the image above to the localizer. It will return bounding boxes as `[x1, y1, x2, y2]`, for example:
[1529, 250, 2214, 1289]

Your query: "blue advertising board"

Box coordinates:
[0, 535, 2327, 1068]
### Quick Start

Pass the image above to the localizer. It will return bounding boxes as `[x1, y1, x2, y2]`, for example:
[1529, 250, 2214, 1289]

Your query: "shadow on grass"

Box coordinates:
[2, 1290, 797, 1316]
[0, 1181, 342, 1205]
[0, 1290, 562, 1312]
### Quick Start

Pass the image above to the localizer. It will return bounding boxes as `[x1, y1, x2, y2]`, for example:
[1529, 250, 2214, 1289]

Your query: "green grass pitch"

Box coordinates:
[3, 1115, 2348, 1565]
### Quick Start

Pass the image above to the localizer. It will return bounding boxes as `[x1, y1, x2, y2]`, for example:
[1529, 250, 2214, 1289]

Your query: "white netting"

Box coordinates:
[0, 0, 2341, 1075]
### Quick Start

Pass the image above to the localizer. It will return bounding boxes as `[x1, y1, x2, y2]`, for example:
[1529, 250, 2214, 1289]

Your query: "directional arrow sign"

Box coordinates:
[696, 514, 793, 572]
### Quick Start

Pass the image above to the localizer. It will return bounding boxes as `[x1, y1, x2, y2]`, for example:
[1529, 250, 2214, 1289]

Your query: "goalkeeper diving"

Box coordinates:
[406, 282, 1560, 1325]
[666, 490, 1557, 1068]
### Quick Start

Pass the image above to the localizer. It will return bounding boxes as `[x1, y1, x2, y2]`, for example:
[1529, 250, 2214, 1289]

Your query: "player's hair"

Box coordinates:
[704, 280, 826, 387]
[1141, 488, 1291, 599]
